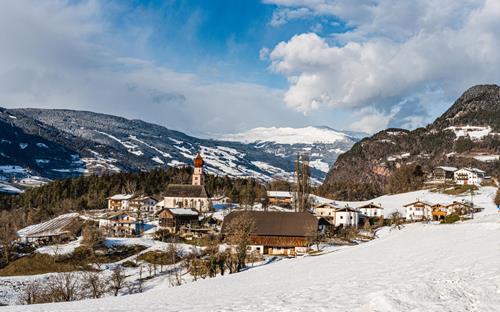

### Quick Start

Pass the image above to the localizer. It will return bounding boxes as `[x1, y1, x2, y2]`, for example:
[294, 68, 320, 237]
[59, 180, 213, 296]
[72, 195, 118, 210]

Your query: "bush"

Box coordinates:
[121, 261, 137, 268]
[442, 214, 460, 224]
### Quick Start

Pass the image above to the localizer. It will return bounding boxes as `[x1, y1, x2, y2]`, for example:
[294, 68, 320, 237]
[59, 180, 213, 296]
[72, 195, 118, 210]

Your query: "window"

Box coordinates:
[340, 216, 344, 219]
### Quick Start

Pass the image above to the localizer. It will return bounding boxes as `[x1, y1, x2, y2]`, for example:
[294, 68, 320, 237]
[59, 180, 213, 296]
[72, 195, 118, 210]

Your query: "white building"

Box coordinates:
[334, 206, 359, 227]
[107, 194, 135, 210]
[163, 153, 212, 213]
[313, 202, 339, 219]
[357, 202, 384, 217]
[454, 167, 485, 186]
[130, 195, 158, 215]
[404, 200, 433, 221]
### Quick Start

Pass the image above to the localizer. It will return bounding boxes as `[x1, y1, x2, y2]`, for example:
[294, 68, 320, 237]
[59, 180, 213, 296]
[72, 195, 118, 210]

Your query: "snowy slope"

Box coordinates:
[222, 126, 364, 144]
[222, 126, 366, 174]
[5, 199, 499, 311]
[313, 186, 498, 218]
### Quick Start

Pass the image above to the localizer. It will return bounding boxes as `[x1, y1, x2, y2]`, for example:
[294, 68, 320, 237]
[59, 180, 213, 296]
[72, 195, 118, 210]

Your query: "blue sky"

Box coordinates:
[0, 0, 499, 136]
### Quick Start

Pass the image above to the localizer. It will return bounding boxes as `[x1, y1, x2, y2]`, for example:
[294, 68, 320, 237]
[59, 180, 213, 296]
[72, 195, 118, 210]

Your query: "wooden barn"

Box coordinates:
[222, 211, 318, 256]
[157, 208, 200, 234]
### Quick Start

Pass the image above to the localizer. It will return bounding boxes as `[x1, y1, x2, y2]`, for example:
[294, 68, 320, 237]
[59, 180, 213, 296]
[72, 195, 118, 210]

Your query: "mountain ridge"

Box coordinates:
[323, 84, 500, 199]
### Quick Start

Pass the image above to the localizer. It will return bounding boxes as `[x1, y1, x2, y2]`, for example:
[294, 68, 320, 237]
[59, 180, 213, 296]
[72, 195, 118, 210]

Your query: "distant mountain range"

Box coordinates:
[324, 84, 500, 198]
[222, 126, 366, 173]
[0, 108, 365, 192]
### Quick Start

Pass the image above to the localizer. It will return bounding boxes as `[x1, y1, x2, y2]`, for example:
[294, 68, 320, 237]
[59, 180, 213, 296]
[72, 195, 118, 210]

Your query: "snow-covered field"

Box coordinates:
[3, 186, 499, 311]
[5, 212, 500, 311]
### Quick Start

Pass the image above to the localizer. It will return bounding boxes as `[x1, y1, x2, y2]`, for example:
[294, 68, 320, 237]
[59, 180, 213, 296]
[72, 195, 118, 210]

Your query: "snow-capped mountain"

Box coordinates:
[222, 126, 366, 174]
[0, 109, 361, 188]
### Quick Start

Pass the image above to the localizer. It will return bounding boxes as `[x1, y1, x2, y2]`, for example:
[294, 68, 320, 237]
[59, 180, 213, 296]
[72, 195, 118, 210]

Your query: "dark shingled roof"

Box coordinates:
[221, 211, 318, 237]
[164, 184, 210, 198]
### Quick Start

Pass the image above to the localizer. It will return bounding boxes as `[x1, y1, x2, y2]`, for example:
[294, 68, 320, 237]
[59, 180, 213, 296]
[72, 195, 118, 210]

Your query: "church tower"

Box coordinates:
[192, 153, 205, 186]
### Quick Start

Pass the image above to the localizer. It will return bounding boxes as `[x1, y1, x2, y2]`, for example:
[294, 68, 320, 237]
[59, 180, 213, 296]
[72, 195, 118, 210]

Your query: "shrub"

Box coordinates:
[442, 214, 460, 224]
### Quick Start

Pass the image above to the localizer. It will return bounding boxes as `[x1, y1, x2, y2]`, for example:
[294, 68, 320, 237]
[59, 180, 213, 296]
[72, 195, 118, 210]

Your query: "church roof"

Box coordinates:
[164, 184, 210, 198]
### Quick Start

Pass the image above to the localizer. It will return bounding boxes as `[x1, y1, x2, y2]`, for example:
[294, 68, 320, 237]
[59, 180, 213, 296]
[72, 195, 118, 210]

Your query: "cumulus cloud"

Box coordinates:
[265, 0, 500, 132]
[0, 0, 302, 136]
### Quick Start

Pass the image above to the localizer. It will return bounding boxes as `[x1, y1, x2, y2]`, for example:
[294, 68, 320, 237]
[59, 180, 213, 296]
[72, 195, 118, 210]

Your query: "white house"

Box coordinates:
[334, 206, 359, 227]
[357, 202, 384, 217]
[313, 202, 339, 219]
[404, 200, 433, 221]
[130, 195, 158, 215]
[107, 194, 135, 210]
[454, 167, 485, 186]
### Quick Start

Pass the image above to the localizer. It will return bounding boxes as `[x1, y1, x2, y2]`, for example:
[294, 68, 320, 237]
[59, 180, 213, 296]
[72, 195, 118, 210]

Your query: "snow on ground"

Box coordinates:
[222, 126, 351, 144]
[36, 237, 82, 256]
[312, 186, 498, 217]
[473, 154, 500, 162]
[6, 210, 500, 311]
[0, 182, 23, 194]
[445, 125, 493, 140]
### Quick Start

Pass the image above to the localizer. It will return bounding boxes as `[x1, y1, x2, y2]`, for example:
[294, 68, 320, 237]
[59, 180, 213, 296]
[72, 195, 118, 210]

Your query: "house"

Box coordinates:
[404, 200, 433, 221]
[267, 191, 294, 207]
[313, 203, 339, 221]
[129, 195, 158, 215]
[432, 166, 458, 183]
[221, 211, 318, 256]
[107, 194, 135, 211]
[163, 153, 212, 212]
[99, 212, 144, 237]
[17, 213, 82, 244]
[335, 206, 359, 227]
[454, 167, 485, 186]
[157, 208, 200, 234]
[447, 201, 482, 215]
[357, 202, 384, 218]
[431, 203, 449, 221]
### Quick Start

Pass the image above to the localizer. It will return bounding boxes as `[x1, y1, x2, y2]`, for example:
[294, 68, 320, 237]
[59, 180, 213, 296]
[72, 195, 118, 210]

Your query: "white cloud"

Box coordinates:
[0, 0, 304, 136]
[265, 0, 500, 132]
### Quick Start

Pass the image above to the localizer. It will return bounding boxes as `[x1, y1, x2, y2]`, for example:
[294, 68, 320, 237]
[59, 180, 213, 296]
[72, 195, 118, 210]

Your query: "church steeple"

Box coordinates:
[192, 152, 204, 186]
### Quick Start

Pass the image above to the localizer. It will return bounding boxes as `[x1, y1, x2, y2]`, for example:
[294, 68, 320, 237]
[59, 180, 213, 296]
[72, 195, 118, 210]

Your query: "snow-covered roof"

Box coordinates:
[436, 166, 458, 172]
[457, 167, 486, 174]
[267, 191, 293, 198]
[168, 208, 199, 216]
[403, 200, 434, 207]
[109, 194, 135, 200]
[17, 213, 80, 238]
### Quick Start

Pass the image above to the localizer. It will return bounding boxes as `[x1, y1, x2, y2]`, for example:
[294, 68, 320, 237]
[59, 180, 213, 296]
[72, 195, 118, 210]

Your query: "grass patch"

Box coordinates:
[0, 253, 76, 276]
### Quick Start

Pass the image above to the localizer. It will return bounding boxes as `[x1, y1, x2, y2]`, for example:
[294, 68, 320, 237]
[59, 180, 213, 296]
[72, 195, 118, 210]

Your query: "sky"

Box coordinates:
[0, 0, 499, 137]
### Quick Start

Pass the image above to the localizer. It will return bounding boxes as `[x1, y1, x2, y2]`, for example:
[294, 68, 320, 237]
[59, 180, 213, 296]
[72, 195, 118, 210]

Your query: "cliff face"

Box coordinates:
[323, 85, 500, 199]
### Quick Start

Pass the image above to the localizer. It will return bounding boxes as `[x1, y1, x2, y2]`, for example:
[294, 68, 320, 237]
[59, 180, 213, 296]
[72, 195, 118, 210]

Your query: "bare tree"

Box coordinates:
[21, 281, 43, 305]
[390, 211, 404, 231]
[223, 213, 255, 272]
[47, 272, 81, 302]
[83, 271, 107, 299]
[0, 211, 18, 267]
[294, 153, 311, 212]
[110, 266, 127, 296]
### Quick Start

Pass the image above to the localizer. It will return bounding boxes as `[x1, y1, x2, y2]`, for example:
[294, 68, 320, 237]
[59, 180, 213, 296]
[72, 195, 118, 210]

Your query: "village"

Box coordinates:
[0, 154, 497, 306]
[14, 154, 488, 258]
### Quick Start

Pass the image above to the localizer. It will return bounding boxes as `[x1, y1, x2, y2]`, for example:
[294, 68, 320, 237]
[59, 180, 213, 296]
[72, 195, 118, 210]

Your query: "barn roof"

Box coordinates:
[164, 184, 210, 198]
[221, 211, 317, 237]
[357, 202, 383, 209]
[17, 213, 80, 238]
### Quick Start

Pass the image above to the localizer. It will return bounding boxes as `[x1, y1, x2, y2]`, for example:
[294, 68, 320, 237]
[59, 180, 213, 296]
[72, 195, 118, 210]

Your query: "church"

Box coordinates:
[162, 153, 212, 212]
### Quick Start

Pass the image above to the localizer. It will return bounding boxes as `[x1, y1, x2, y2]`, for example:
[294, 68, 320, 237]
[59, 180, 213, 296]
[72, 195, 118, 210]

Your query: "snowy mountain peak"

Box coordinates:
[222, 126, 363, 145]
